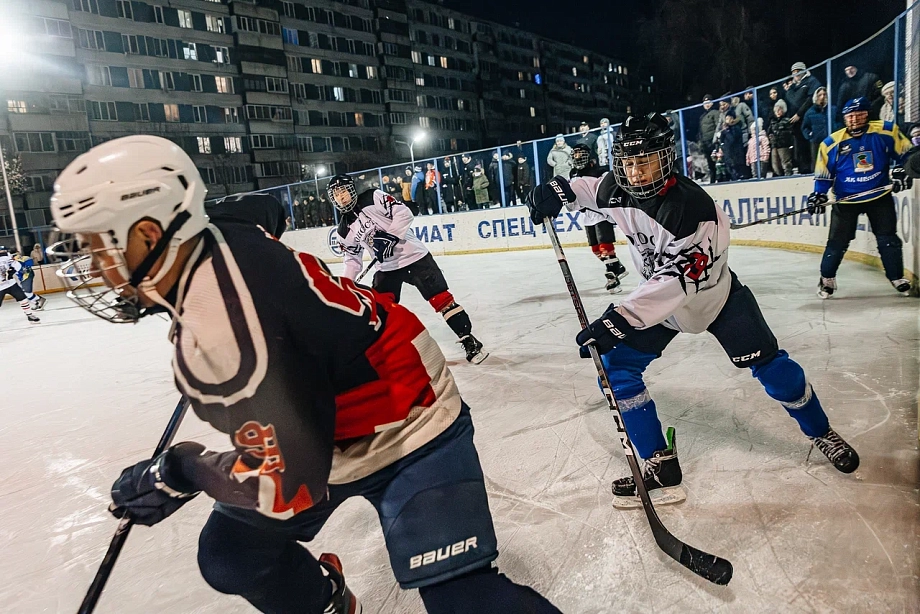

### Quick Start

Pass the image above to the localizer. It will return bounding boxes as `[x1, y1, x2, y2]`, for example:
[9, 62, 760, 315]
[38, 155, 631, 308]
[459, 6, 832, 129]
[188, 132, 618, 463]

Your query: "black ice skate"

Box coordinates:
[609, 257, 628, 279]
[809, 428, 860, 473]
[603, 257, 627, 294]
[459, 334, 489, 364]
[611, 427, 686, 509]
[890, 278, 911, 294]
[27, 314, 40, 324]
[319, 553, 362, 614]
[817, 277, 836, 299]
[33, 296, 47, 311]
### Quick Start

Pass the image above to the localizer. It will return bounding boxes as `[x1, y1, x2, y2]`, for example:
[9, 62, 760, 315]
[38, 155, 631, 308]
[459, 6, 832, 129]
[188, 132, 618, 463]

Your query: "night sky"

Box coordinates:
[440, 0, 908, 107]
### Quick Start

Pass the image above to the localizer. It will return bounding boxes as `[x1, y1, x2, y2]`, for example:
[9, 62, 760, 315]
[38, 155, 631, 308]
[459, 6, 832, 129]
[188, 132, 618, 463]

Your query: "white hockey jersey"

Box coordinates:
[566, 173, 732, 333]
[0, 254, 22, 291]
[337, 189, 429, 281]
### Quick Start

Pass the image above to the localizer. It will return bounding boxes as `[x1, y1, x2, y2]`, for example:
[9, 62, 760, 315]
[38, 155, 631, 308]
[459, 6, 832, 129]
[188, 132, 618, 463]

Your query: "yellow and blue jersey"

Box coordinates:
[814, 121, 912, 203]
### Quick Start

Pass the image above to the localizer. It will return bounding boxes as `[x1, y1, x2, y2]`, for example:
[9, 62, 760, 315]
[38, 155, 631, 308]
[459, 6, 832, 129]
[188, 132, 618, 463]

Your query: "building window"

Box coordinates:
[439, 57, 448, 69]
[332, 86, 344, 102]
[193, 106, 206, 123]
[310, 58, 322, 74]
[178, 9, 193, 28]
[411, 51, 422, 64]
[533, 57, 540, 68]
[86, 65, 112, 86]
[39, 18, 73, 38]
[116, 0, 133, 19]
[158, 71, 175, 91]
[135, 103, 150, 121]
[416, 94, 426, 107]
[389, 112, 407, 124]
[197, 136, 211, 153]
[121, 34, 141, 54]
[216, 76, 233, 93]
[519, 89, 525, 99]
[154, 6, 164, 23]
[282, 1, 295, 17]
[72, 0, 100, 14]
[89, 101, 117, 121]
[530, 106, 536, 117]
[14, 132, 56, 153]
[448, 17, 455, 30]
[419, 116, 430, 128]
[416, 76, 424, 87]
[366, 66, 377, 79]
[427, 56, 435, 67]
[223, 107, 239, 123]
[77, 29, 105, 50]
[214, 47, 230, 64]
[572, 67, 577, 77]
[206, 14, 224, 33]
[199, 167, 216, 184]
[127, 68, 144, 88]
[56, 131, 90, 152]
[266, 77, 288, 93]
[164, 104, 180, 122]
[191, 74, 203, 92]
[182, 42, 198, 61]
[224, 136, 242, 152]
[354, 112, 364, 127]
[7, 100, 27, 113]
[282, 27, 299, 45]
[250, 134, 275, 149]
[148, 38, 168, 57]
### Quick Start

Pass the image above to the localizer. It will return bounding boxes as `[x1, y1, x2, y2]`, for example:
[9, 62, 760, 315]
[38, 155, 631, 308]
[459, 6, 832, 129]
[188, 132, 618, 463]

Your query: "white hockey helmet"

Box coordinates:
[49, 135, 208, 322]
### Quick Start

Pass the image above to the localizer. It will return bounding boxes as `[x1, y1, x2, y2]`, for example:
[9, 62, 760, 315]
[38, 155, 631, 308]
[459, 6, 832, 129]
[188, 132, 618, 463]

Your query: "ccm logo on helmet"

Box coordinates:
[732, 351, 761, 363]
[409, 537, 478, 569]
[120, 186, 161, 201]
[621, 139, 645, 147]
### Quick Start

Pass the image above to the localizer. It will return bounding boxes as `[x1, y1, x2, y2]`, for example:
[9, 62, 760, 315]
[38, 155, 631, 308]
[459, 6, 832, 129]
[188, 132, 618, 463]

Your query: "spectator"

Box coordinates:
[317, 192, 334, 226]
[291, 199, 303, 229]
[872, 81, 895, 123]
[716, 101, 745, 181]
[746, 118, 771, 179]
[514, 155, 533, 204]
[487, 152, 501, 206]
[424, 161, 441, 214]
[410, 165, 426, 214]
[759, 86, 784, 123]
[501, 151, 515, 205]
[381, 174, 399, 198]
[546, 134, 574, 179]
[577, 121, 597, 155]
[30, 243, 43, 265]
[472, 165, 491, 209]
[784, 61, 822, 174]
[910, 123, 920, 148]
[767, 99, 795, 176]
[596, 117, 613, 167]
[399, 173, 412, 204]
[698, 95, 720, 183]
[440, 156, 460, 212]
[732, 95, 755, 178]
[305, 195, 319, 227]
[837, 65, 881, 113]
[802, 86, 841, 163]
[460, 153, 478, 208]
[664, 110, 684, 174]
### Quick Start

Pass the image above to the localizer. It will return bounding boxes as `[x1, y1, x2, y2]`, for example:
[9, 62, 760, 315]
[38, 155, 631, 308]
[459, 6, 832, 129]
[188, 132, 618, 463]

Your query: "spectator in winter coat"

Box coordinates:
[717, 103, 745, 181]
[424, 161, 441, 214]
[460, 154, 478, 208]
[576, 121, 597, 155]
[546, 135, 574, 179]
[759, 87, 784, 124]
[472, 166, 491, 207]
[732, 95, 755, 178]
[596, 117, 613, 167]
[801, 87, 841, 163]
[317, 193, 334, 226]
[410, 166, 425, 213]
[836, 65, 881, 116]
[746, 118, 771, 178]
[698, 95, 721, 182]
[30, 243, 43, 265]
[767, 99, 795, 176]
[440, 156, 461, 212]
[487, 152, 501, 206]
[872, 81, 896, 123]
[784, 62, 822, 174]
[514, 155, 533, 203]
[500, 152, 515, 206]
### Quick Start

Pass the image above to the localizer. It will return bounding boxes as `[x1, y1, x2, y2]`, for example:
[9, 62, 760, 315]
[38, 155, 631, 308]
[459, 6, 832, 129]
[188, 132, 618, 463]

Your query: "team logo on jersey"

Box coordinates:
[853, 151, 874, 172]
[839, 143, 852, 157]
[327, 227, 344, 256]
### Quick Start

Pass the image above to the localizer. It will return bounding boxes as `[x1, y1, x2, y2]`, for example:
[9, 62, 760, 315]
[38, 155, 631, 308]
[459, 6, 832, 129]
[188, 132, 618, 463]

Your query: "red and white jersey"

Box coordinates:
[337, 189, 428, 280]
[566, 173, 732, 333]
[168, 212, 461, 520]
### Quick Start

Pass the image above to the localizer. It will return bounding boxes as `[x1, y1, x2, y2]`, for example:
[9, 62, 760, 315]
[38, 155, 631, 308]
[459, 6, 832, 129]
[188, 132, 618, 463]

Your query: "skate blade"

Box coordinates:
[612, 485, 686, 510]
[469, 350, 490, 365]
[606, 285, 623, 295]
[617, 270, 629, 279]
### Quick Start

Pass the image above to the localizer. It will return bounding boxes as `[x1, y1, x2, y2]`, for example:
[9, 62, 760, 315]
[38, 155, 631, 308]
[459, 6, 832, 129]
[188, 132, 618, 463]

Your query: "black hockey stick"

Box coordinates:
[77, 395, 191, 614]
[355, 258, 378, 284]
[729, 184, 892, 230]
[542, 218, 733, 585]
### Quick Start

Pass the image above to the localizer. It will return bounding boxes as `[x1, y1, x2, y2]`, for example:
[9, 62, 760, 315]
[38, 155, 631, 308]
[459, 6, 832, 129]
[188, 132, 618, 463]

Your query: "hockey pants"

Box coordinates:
[820, 195, 904, 281]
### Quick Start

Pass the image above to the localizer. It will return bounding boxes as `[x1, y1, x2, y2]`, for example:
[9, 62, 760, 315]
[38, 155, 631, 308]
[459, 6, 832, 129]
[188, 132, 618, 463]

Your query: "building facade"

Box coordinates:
[1, 0, 645, 235]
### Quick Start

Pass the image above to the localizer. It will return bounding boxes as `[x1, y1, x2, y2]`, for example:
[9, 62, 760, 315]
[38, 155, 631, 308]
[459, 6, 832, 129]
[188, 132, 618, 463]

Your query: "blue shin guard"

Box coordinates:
[751, 350, 829, 438]
[599, 345, 667, 459]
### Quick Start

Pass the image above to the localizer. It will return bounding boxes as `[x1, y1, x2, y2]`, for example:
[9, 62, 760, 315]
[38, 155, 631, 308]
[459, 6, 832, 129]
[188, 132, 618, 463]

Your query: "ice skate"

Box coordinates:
[604, 270, 622, 294]
[27, 314, 40, 324]
[890, 278, 911, 294]
[612, 427, 686, 509]
[809, 428, 859, 473]
[608, 256, 628, 279]
[32, 296, 47, 311]
[319, 553, 362, 614]
[817, 277, 836, 299]
[459, 334, 489, 364]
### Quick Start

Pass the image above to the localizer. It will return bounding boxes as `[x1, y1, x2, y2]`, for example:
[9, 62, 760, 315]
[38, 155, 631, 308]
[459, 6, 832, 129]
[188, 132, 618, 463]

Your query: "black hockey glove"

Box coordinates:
[891, 167, 912, 193]
[372, 230, 400, 262]
[109, 442, 202, 526]
[575, 305, 635, 357]
[806, 192, 829, 215]
[528, 176, 576, 225]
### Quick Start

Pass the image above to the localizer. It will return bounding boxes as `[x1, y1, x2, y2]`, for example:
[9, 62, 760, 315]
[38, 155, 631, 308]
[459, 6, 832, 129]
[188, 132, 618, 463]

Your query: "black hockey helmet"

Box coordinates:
[842, 97, 871, 136]
[326, 174, 357, 213]
[571, 144, 592, 170]
[611, 112, 676, 199]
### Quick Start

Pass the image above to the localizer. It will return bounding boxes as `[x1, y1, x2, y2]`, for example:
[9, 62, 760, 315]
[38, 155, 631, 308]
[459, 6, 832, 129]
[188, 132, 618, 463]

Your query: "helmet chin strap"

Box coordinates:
[128, 210, 191, 289]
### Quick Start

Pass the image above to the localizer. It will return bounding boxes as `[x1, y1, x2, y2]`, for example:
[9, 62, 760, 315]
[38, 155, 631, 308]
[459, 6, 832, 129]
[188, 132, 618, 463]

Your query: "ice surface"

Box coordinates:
[0, 246, 917, 613]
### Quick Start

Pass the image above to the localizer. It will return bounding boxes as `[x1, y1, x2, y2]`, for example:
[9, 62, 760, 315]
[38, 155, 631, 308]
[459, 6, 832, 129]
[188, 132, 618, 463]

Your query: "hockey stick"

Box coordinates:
[355, 258, 378, 284]
[77, 395, 192, 614]
[729, 184, 893, 230]
[542, 218, 733, 585]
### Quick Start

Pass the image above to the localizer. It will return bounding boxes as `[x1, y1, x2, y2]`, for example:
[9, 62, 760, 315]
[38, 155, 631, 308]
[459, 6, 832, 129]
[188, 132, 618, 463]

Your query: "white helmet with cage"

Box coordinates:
[49, 135, 208, 322]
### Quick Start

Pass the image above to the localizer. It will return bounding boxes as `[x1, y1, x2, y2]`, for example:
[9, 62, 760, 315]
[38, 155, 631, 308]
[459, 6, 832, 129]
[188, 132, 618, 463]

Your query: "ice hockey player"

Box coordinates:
[809, 97, 914, 298]
[571, 143, 628, 293]
[330, 173, 488, 364]
[528, 113, 859, 509]
[49, 136, 559, 614]
[0, 247, 40, 323]
[11, 250, 46, 310]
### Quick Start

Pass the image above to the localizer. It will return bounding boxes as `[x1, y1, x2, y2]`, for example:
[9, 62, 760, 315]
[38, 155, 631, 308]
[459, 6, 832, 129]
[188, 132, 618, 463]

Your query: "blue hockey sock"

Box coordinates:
[751, 350, 829, 438]
[618, 390, 668, 459]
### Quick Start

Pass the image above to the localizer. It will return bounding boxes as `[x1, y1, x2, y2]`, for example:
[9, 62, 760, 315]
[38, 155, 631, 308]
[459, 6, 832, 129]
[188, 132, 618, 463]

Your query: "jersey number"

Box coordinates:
[684, 253, 709, 281]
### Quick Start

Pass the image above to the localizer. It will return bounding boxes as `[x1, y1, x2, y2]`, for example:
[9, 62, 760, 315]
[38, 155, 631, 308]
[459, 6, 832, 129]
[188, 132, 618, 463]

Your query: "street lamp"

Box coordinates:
[395, 130, 427, 171]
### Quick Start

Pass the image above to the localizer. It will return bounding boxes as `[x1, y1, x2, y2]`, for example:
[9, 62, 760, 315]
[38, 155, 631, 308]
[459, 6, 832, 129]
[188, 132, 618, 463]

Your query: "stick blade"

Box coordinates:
[679, 544, 733, 585]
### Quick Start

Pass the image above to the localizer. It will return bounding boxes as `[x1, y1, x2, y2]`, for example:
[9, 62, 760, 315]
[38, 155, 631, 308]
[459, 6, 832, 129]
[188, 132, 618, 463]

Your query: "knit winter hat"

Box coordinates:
[882, 81, 895, 96]
[791, 62, 807, 73]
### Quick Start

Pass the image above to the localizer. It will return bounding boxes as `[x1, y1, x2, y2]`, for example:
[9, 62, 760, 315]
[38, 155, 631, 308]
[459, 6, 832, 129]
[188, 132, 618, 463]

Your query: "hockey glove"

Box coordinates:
[528, 176, 576, 225]
[109, 442, 202, 526]
[806, 192, 829, 215]
[575, 305, 635, 357]
[372, 230, 400, 262]
[891, 167, 913, 193]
